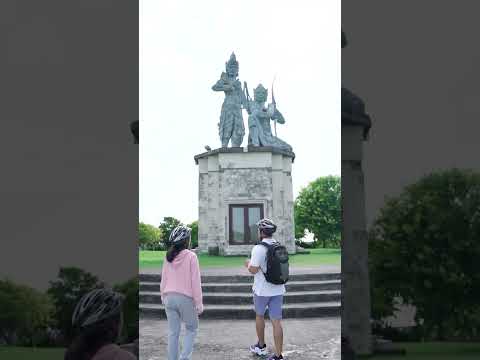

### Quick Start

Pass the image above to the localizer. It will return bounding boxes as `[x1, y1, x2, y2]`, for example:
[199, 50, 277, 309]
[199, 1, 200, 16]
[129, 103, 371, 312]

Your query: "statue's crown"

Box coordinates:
[226, 52, 238, 68]
[254, 84, 268, 98]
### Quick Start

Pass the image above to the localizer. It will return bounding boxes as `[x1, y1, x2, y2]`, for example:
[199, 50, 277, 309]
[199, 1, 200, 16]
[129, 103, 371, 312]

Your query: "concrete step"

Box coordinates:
[140, 301, 341, 319]
[139, 280, 341, 293]
[140, 290, 341, 305]
[139, 272, 341, 283]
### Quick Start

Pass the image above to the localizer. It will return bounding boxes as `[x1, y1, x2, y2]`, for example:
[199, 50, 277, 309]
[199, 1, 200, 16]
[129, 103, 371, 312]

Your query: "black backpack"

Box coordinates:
[259, 241, 289, 285]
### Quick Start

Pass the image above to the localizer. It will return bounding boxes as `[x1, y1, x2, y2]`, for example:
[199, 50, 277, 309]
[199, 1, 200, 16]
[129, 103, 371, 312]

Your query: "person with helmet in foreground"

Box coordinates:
[160, 225, 203, 360]
[65, 288, 137, 360]
[245, 218, 289, 360]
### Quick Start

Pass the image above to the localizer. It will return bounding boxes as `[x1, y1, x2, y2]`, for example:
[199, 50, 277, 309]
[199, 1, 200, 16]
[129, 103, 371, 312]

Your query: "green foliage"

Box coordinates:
[158, 217, 183, 248]
[369, 169, 480, 340]
[47, 267, 103, 344]
[113, 278, 138, 343]
[139, 222, 163, 250]
[189, 221, 198, 249]
[294, 176, 341, 248]
[0, 280, 53, 346]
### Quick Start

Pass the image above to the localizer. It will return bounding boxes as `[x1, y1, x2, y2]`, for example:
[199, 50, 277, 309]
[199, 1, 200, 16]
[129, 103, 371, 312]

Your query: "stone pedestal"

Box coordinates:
[194, 146, 296, 256]
[342, 124, 372, 355]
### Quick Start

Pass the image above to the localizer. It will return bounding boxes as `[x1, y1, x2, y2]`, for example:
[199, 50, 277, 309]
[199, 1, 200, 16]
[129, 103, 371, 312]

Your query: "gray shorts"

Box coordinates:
[253, 294, 284, 320]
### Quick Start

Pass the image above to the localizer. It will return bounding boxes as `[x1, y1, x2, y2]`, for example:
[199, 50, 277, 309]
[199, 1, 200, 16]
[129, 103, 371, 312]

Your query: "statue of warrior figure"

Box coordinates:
[212, 53, 246, 147]
[244, 84, 292, 152]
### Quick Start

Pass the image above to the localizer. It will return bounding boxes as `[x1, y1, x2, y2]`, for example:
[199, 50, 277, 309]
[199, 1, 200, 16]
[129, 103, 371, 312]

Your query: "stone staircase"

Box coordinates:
[139, 272, 341, 319]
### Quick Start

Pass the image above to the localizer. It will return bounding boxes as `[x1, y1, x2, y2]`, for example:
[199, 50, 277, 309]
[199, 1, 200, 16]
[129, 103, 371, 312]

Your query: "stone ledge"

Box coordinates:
[194, 146, 295, 164]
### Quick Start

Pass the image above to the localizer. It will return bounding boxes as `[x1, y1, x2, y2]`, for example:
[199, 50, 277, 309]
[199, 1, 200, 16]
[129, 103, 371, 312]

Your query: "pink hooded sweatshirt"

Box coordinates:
[160, 249, 203, 313]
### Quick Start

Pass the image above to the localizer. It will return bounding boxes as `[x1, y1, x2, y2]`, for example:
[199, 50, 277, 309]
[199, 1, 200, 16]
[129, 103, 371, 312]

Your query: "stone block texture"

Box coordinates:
[195, 148, 296, 256]
[341, 125, 372, 355]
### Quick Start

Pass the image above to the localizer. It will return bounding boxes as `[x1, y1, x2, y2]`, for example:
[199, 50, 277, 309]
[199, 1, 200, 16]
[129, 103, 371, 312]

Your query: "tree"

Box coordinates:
[0, 279, 53, 346]
[159, 217, 183, 248]
[189, 221, 198, 249]
[47, 267, 103, 343]
[369, 169, 480, 340]
[139, 222, 162, 250]
[294, 176, 341, 248]
[114, 277, 138, 343]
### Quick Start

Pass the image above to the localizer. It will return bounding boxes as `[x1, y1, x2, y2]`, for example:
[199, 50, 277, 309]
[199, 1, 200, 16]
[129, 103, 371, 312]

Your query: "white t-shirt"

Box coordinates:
[249, 238, 286, 297]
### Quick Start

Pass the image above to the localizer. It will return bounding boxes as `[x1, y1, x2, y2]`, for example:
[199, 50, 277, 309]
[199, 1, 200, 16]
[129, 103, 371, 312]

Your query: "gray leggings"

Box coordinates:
[163, 293, 199, 360]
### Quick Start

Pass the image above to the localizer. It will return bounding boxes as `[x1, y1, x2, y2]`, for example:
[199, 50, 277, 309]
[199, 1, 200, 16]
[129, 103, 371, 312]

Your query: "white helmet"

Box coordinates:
[72, 288, 124, 328]
[169, 225, 192, 245]
[256, 218, 277, 235]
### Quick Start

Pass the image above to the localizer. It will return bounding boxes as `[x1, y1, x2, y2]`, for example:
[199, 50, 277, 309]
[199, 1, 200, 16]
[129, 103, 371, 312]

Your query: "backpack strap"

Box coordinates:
[258, 242, 274, 274]
[259, 240, 278, 248]
[258, 241, 271, 249]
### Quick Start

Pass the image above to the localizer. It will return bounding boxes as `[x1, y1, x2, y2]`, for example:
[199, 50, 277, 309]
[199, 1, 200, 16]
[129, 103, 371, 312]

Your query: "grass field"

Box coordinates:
[0, 346, 64, 360]
[371, 342, 480, 359]
[139, 248, 340, 269]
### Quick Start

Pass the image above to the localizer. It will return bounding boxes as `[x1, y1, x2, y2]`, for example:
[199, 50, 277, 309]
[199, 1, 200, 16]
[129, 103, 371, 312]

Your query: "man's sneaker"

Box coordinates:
[267, 355, 284, 360]
[249, 343, 268, 356]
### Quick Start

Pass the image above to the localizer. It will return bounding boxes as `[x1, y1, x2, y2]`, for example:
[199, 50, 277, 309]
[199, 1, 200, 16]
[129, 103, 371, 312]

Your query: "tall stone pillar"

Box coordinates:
[341, 122, 371, 355]
[342, 26, 373, 356]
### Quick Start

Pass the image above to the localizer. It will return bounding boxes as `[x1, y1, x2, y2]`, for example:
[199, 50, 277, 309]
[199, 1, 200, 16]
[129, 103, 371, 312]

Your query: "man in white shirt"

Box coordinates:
[245, 218, 285, 360]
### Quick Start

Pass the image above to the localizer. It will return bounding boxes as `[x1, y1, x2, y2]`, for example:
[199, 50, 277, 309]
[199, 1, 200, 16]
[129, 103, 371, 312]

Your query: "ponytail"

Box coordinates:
[166, 241, 188, 263]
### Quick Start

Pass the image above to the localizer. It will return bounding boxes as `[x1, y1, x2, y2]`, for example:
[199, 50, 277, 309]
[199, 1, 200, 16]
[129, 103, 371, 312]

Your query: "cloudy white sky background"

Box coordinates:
[140, 0, 340, 225]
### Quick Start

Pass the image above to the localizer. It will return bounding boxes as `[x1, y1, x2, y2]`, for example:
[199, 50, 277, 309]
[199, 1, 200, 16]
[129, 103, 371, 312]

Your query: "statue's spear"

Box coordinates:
[243, 81, 251, 114]
[272, 75, 277, 137]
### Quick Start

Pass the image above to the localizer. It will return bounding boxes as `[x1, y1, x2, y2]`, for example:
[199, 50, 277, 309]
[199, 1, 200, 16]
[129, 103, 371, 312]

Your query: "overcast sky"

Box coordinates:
[140, 0, 341, 226]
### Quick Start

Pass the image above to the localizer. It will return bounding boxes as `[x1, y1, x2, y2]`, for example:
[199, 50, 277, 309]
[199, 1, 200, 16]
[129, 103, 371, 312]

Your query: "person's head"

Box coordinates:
[256, 218, 277, 239]
[225, 52, 239, 78]
[65, 288, 125, 360]
[166, 225, 192, 262]
[253, 84, 268, 103]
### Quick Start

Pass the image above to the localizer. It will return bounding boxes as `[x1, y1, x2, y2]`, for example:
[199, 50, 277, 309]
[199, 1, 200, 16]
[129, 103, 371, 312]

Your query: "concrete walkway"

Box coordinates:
[141, 264, 340, 276]
[140, 318, 340, 360]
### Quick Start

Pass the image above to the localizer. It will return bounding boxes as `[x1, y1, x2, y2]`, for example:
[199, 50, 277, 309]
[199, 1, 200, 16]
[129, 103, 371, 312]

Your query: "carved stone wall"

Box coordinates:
[195, 147, 296, 256]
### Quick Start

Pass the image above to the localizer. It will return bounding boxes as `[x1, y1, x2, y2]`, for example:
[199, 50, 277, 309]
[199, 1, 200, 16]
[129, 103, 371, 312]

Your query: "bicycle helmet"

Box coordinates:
[169, 225, 192, 245]
[257, 218, 277, 235]
[72, 288, 124, 328]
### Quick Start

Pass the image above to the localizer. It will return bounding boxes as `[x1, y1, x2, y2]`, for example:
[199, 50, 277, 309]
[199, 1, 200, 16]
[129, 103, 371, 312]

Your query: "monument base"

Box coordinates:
[194, 146, 296, 256]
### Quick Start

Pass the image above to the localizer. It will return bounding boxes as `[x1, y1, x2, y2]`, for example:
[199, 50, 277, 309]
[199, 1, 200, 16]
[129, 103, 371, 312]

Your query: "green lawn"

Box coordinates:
[0, 346, 64, 360]
[371, 342, 480, 359]
[139, 248, 340, 269]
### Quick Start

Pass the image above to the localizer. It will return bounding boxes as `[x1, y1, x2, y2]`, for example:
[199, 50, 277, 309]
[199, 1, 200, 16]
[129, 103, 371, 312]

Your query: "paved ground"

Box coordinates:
[140, 318, 340, 360]
[141, 265, 341, 276]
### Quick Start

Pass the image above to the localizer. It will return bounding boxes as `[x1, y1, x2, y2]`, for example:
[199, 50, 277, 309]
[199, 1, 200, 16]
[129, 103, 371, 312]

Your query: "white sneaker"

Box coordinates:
[250, 343, 268, 356]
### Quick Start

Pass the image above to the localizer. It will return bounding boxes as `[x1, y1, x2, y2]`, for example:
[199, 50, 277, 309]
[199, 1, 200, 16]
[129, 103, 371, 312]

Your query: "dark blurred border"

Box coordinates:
[0, 0, 138, 351]
[343, 0, 480, 357]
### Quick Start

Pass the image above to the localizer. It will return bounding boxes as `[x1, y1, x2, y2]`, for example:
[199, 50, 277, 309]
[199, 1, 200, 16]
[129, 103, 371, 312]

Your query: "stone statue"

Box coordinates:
[212, 53, 246, 147]
[244, 83, 292, 152]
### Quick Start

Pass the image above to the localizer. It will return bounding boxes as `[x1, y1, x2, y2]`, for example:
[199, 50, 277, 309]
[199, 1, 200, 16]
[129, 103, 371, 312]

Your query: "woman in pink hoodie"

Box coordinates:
[160, 225, 203, 360]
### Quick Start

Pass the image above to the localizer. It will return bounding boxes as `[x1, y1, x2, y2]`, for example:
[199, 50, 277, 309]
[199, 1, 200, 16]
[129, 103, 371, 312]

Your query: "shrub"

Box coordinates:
[369, 169, 480, 340]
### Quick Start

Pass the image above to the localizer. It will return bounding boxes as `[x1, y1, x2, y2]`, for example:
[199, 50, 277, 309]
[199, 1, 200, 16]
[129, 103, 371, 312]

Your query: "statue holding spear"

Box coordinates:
[243, 79, 292, 152]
